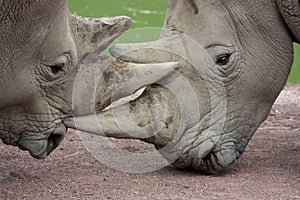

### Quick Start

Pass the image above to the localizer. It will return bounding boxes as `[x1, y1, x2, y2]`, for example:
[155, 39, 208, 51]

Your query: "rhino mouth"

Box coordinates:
[199, 153, 223, 174]
[45, 131, 64, 156]
[197, 146, 242, 174]
[17, 123, 66, 159]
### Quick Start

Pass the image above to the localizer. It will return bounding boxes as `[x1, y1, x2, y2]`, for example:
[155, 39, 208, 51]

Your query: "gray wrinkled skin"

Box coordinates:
[66, 0, 299, 174]
[0, 0, 177, 159]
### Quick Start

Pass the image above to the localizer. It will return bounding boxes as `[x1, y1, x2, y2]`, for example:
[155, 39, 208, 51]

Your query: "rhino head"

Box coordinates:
[0, 0, 177, 158]
[65, 0, 299, 174]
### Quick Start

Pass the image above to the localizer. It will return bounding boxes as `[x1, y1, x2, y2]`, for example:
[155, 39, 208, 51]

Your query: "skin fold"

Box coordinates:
[0, 0, 177, 158]
[65, 0, 300, 174]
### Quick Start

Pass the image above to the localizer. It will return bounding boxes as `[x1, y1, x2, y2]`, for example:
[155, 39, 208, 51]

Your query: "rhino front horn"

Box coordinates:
[64, 61, 179, 139]
[63, 83, 178, 146]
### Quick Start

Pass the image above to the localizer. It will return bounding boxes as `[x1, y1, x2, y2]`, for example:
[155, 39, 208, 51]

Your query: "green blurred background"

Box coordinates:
[69, 0, 300, 84]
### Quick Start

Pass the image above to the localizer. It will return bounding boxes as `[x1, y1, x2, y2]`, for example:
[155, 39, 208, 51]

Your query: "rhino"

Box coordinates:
[65, 0, 300, 174]
[0, 0, 178, 158]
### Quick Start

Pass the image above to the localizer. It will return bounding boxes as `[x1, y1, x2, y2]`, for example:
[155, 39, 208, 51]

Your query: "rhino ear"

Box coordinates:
[71, 14, 131, 59]
[276, 0, 300, 43]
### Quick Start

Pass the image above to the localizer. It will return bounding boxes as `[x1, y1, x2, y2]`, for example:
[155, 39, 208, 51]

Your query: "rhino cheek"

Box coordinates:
[196, 107, 269, 174]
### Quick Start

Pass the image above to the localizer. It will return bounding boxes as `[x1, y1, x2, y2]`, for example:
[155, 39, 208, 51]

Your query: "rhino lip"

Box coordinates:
[199, 153, 225, 175]
[17, 137, 48, 159]
[17, 124, 66, 159]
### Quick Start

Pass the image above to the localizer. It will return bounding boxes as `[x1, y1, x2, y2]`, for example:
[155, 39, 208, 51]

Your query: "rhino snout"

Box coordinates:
[17, 124, 66, 159]
[199, 148, 240, 174]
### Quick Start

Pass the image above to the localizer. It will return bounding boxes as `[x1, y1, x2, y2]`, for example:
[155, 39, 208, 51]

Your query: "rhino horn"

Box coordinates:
[63, 103, 149, 139]
[71, 14, 131, 58]
[95, 60, 180, 111]
[63, 88, 174, 142]
[109, 34, 186, 64]
[64, 61, 179, 141]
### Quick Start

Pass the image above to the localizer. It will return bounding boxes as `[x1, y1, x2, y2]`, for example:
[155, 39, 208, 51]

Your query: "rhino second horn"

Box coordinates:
[109, 35, 185, 64]
[72, 15, 132, 56]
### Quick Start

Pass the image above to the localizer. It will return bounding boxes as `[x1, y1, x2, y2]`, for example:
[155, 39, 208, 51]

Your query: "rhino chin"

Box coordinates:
[17, 124, 66, 159]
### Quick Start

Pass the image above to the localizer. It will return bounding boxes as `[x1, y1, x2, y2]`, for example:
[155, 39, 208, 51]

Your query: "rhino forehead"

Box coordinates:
[0, 0, 67, 54]
[0, 0, 68, 82]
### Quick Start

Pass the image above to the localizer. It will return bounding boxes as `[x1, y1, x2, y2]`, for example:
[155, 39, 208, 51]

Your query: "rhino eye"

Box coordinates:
[50, 63, 65, 74]
[42, 54, 71, 80]
[216, 54, 231, 65]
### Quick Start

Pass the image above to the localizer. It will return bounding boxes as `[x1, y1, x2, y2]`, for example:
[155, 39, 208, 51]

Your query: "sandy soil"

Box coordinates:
[0, 84, 299, 200]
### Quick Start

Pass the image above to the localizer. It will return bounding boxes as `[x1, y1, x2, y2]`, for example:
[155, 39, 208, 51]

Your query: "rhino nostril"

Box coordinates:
[200, 153, 220, 175]
[46, 133, 64, 155]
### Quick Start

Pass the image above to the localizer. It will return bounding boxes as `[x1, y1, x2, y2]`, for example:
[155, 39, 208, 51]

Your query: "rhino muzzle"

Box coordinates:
[17, 124, 66, 159]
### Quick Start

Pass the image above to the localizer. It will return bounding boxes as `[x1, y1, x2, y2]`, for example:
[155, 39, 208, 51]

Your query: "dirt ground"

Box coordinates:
[0, 84, 299, 200]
